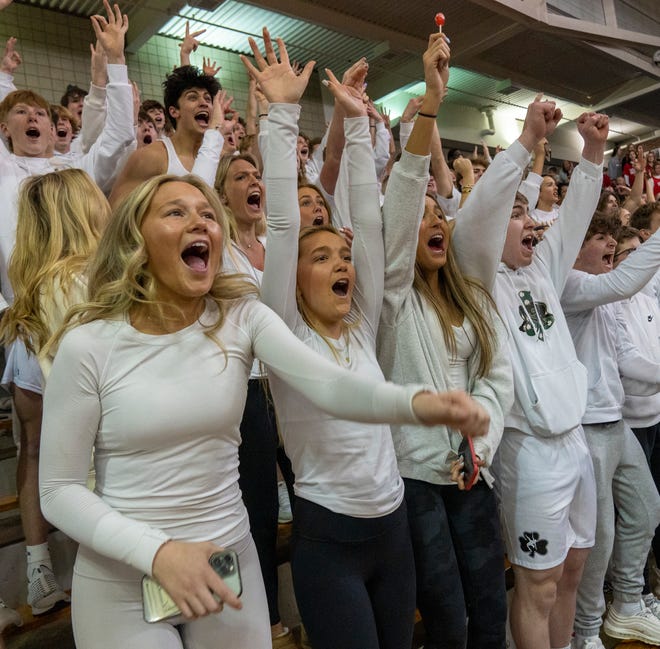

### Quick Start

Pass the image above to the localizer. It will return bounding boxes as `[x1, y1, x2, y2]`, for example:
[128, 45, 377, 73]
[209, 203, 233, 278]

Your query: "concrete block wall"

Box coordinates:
[0, 3, 327, 138]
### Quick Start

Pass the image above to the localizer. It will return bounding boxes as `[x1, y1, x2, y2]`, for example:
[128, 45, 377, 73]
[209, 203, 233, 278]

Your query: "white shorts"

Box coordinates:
[2, 339, 43, 395]
[492, 426, 596, 570]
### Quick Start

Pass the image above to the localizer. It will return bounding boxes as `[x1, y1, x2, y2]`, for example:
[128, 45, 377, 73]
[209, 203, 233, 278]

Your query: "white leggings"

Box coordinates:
[71, 534, 270, 649]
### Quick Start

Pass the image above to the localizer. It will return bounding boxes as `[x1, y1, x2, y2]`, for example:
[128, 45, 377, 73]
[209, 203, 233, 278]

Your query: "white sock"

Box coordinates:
[612, 597, 643, 616]
[25, 543, 52, 579]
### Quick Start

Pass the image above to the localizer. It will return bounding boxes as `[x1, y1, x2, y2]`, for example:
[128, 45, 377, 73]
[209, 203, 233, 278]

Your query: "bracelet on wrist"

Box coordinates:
[417, 111, 437, 119]
[461, 186, 473, 194]
[258, 113, 268, 118]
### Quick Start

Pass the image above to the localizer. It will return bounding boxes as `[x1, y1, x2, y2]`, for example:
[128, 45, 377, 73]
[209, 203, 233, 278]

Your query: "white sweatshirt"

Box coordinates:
[618, 292, 660, 428]
[454, 150, 603, 436]
[561, 229, 660, 424]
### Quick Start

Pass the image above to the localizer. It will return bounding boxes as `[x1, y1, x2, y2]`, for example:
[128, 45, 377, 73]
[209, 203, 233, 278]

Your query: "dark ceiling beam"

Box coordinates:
[125, 0, 187, 53]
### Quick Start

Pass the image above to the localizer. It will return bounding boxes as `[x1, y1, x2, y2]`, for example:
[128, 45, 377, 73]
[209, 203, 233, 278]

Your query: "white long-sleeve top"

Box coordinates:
[261, 103, 409, 517]
[618, 292, 660, 428]
[40, 298, 425, 577]
[560, 229, 660, 424]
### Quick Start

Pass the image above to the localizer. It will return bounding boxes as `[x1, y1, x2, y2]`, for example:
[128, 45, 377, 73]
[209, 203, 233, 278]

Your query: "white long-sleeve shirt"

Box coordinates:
[261, 103, 409, 517]
[40, 298, 424, 577]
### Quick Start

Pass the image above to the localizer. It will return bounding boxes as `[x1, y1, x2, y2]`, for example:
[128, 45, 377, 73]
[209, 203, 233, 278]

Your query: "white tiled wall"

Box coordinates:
[0, 2, 327, 137]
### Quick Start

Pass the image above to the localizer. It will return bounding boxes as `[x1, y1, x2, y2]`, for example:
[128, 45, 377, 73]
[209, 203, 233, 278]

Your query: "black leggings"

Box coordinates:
[404, 478, 507, 649]
[237, 379, 280, 626]
[291, 498, 416, 649]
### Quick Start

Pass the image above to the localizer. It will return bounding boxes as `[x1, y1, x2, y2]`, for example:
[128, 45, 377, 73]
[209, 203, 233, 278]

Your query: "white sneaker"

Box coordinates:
[603, 601, 660, 643]
[0, 599, 22, 632]
[571, 635, 605, 649]
[277, 481, 293, 524]
[27, 564, 70, 616]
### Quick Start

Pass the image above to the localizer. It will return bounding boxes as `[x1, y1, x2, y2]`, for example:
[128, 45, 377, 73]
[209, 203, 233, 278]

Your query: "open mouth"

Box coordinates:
[603, 253, 614, 267]
[194, 111, 209, 127]
[181, 241, 209, 271]
[142, 134, 153, 145]
[25, 127, 40, 139]
[300, 147, 309, 157]
[428, 233, 445, 252]
[522, 235, 534, 251]
[56, 129, 68, 138]
[226, 134, 235, 147]
[247, 191, 261, 210]
[312, 215, 325, 226]
[332, 278, 349, 297]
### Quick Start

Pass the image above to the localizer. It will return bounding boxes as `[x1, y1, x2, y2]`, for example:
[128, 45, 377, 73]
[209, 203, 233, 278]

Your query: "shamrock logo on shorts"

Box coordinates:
[519, 531, 548, 558]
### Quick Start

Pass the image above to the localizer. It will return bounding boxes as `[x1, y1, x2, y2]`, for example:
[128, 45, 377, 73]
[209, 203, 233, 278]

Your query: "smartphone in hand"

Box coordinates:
[458, 436, 479, 491]
[142, 549, 242, 623]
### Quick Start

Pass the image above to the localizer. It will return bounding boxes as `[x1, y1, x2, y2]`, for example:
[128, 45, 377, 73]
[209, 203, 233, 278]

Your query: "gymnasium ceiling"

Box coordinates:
[17, 0, 660, 142]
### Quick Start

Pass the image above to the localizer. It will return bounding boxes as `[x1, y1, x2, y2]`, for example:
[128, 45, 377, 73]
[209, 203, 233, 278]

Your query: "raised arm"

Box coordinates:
[189, 90, 232, 185]
[179, 21, 205, 68]
[537, 111, 608, 294]
[318, 58, 368, 197]
[518, 138, 546, 208]
[0, 37, 20, 102]
[323, 68, 382, 329]
[380, 32, 447, 321]
[77, 1, 135, 194]
[452, 95, 563, 291]
[430, 121, 455, 199]
[242, 28, 314, 328]
[72, 40, 108, 156]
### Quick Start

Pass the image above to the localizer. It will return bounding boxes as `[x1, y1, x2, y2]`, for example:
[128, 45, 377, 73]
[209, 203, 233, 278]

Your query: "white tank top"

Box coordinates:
[162, 136, 189, 176]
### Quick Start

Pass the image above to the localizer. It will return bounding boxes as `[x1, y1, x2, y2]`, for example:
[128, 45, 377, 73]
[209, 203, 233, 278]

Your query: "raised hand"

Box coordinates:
[577, 111, 609, 163]
[422, 32, 450, 105]
[1, 36, 21, 74]
[518, 93, 562, 152]
[0, 0, 14, 10]
[341, 57, 368, 100]
[240, 27, 315, 105]
[209, 89, 236, 135]
[366, 99, 383, 122]
[152, 540, 242, 620]
[179, 20, 205, 64]
[90, 0, 128, 65]
[90, 39, 108, 87]
[202, 56, 221, 77]
[401, 96, 424, 123]
[322, 68, 367, 118]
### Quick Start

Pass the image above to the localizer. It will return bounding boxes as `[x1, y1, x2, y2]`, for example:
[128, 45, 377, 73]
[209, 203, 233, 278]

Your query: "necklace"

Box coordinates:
[238, 236, 261, 250]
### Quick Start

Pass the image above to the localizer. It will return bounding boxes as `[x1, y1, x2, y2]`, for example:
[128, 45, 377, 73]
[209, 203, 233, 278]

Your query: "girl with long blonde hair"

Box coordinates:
[0, 168, 109, 617]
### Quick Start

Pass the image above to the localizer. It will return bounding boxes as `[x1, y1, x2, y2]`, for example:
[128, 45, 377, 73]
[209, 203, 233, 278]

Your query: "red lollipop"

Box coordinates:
[435, 12, 445, 31]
